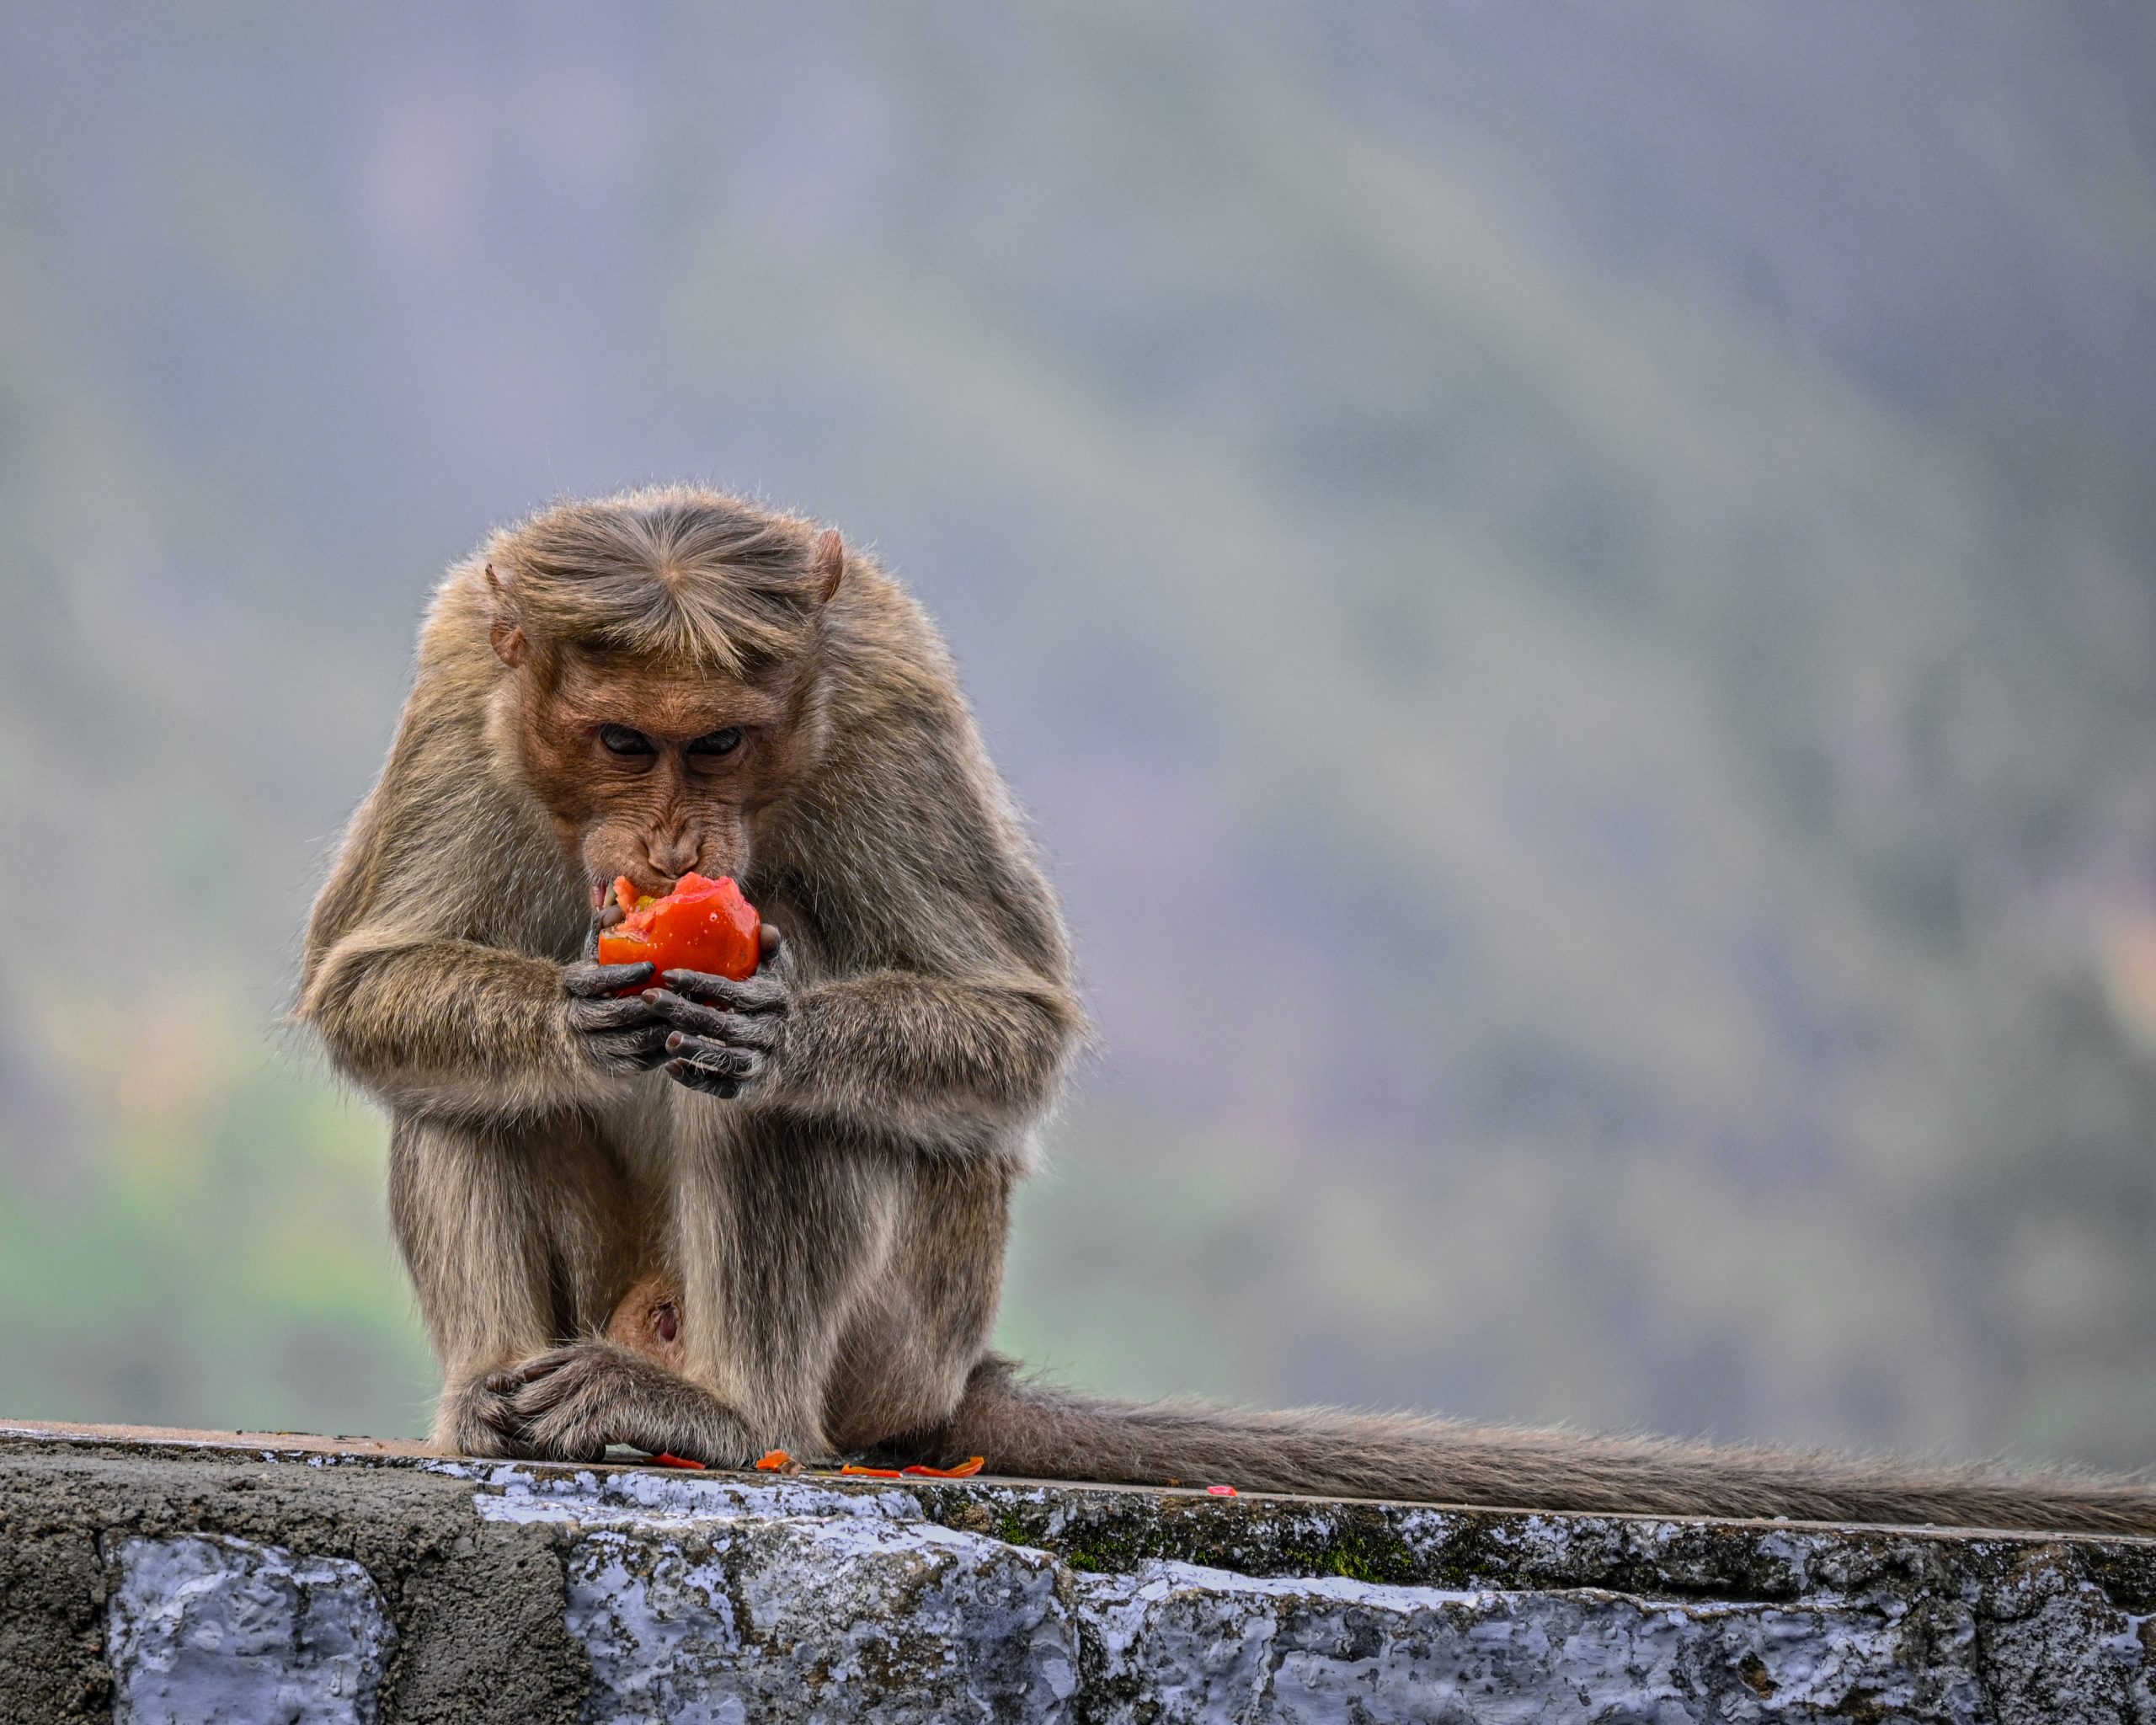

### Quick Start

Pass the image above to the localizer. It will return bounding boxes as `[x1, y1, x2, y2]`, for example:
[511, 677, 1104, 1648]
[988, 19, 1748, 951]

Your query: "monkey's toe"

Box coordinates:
[503, 1344, 593, 1385]
[439, 1374, 539, 1458]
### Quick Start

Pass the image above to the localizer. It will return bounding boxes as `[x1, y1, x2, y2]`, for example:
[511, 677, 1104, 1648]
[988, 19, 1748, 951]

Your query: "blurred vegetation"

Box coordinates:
[2, 1, 2154, 1466]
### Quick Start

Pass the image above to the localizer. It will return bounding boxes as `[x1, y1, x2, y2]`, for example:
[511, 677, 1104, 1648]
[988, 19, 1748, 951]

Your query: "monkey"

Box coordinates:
[303, 484, 2156, 1535]
[302, 486, 1063, 1470]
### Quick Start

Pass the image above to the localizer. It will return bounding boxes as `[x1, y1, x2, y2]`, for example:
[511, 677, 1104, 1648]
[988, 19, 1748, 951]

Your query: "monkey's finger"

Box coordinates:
[663, 1035, 766, 1096]
[758, 925, 799, 986]
[659, 969, 789, 1014]
[641, 992, 781, 1048]
[474, 1382, 527, 1438]
[564, 959, 655, 998]
[664, 1034, 763, 1081]
[639, 991, 734, 1039]
[507, 1346, 588, 1385]
[664, 1060, 740, 1099]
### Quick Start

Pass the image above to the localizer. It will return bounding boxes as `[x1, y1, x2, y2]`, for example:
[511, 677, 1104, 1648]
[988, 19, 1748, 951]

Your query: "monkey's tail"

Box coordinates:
[924, 1355, 2156, 1537]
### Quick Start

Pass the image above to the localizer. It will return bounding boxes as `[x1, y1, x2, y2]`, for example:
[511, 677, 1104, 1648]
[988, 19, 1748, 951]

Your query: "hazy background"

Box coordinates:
[3, 2, 2155, 1468]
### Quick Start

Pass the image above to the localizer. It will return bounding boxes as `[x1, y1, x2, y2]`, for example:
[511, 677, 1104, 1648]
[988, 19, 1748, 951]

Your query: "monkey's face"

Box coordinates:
[516, 651, 797, 902]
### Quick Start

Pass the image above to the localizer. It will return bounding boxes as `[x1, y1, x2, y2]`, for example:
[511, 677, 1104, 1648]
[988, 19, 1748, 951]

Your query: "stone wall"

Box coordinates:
[3, 1421, 2153, 1722]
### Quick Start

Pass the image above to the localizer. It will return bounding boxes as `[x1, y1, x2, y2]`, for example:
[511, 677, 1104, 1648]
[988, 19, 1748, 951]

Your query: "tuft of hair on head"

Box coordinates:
[485, 486, 844, 681]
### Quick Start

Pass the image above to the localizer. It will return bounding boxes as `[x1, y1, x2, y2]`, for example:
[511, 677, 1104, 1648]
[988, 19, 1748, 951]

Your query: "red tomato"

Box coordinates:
[597, 873, 760, 993]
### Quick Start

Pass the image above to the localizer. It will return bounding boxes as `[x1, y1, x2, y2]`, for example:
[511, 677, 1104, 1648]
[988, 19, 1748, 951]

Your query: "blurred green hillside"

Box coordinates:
[3, 2, 2155, 1465]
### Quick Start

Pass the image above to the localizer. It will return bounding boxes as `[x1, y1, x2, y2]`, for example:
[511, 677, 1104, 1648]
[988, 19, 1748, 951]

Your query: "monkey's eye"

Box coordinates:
[686, 726, 745, 757]
[597, 724, 656, 756]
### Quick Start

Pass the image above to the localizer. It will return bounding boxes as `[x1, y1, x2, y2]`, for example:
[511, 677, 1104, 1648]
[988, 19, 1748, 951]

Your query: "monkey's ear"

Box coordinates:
[812, 529, 846, 605]
[484, 563, 528, 669]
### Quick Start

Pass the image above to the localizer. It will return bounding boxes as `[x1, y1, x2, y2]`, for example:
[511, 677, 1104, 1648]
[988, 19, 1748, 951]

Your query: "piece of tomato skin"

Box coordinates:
[899, 1457, 987, 1478]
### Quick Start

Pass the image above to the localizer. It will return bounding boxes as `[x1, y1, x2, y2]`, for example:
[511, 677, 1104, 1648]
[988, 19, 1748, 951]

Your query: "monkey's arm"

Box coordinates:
[776, 966, 1077, 1143]
[302, 927, 664, 1122]
[301, 656, 675, 1120]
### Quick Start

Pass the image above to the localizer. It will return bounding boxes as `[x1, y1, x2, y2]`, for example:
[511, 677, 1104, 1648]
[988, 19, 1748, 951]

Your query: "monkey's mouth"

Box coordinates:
[591, 873, 684, 911]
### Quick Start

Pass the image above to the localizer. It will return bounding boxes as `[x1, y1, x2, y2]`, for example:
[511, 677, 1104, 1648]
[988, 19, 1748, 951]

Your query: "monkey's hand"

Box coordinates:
[560, 910, 669, 1076]
[643, 923, 792, 1098]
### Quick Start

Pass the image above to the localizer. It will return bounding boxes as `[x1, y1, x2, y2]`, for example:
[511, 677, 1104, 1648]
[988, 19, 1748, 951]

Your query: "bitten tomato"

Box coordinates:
[597, 872, 760, 993]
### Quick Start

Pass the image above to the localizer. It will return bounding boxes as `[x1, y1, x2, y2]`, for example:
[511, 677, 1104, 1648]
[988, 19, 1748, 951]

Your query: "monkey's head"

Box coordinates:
[478, 489, 846, 902]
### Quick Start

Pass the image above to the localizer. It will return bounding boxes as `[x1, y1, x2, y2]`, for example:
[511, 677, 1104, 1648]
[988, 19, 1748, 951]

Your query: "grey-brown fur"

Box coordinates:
[910, 1357, 2156, 1534]
[304, 485, 2156, 1536]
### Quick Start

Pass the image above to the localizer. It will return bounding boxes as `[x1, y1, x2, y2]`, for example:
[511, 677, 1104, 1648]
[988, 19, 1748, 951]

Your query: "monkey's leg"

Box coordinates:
[821, 1156, 1017, 1455]
[478, 1108, 877, 1468]
[483, 1125, 991, 1466]
[389, 1112, 643, 1458]
[663, 1112, 909, 1461]
[584, 1156, 1008, 1462]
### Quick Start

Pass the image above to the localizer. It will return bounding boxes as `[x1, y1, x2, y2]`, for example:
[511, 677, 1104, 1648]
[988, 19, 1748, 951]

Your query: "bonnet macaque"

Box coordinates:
[304, 486, 2156, 1534]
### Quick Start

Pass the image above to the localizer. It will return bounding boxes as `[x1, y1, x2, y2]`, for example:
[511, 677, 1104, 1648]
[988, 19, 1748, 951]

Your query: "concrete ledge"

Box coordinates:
[3, 1421, 2153, 1722]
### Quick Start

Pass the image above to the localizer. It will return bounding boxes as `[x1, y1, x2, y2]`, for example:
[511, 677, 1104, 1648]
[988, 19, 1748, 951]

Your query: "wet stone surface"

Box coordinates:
[3, 1422, 2154, 1722]
[106, 1535, 394, 1725]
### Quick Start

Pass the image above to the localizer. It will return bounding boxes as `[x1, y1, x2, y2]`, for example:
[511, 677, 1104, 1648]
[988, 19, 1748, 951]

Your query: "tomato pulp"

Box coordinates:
[597, 873, 760, 992]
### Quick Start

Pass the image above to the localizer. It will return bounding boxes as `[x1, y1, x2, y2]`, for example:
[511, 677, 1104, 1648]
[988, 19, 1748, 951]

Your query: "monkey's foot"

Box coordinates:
[486, 1343, 758, 1466]
[435, 1372, 546, 1461]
